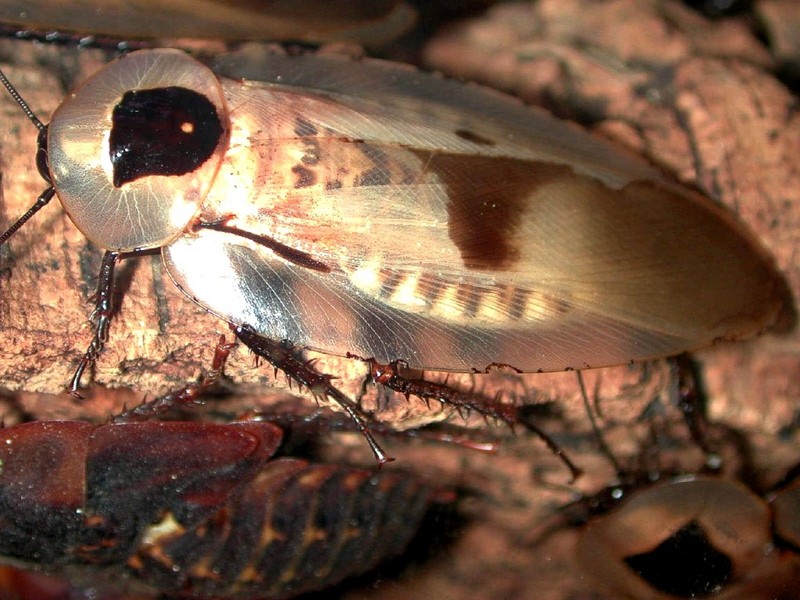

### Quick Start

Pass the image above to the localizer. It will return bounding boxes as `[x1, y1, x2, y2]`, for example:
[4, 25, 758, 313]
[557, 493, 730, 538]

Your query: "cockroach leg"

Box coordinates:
[68, 248, 160, 396]
[69, 250, 120, 396]
[672, 354, 716, 460]
[242, 401, 503, 454]
[576, 371, 623, 476]
[351, 354, 582, 481]
[195, 218, 331, 273]
[113, 335, 237, 423]
[233, 324, 393, 466]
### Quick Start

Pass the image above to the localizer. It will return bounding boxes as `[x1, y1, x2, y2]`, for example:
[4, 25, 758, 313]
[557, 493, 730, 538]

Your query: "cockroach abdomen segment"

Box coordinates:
[129, 457, 437, 598]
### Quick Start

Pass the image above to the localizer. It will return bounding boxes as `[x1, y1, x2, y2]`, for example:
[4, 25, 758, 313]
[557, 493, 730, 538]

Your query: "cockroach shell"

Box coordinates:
[0, 419, 443, 599]
[47, 50, 230, 251]
[5, 47, 788, 379]
[169, 49, 782, 373]
[0, 420, 283, 565]
[131, 457, 438, 598]
[576, 477, 797, 600]
[0, 0, 416, 46]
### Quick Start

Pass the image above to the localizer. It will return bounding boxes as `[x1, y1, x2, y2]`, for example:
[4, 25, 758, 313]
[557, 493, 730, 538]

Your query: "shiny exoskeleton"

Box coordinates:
[0, 46, 787, 469]
[559, 360, 800, 599]
[0, 419, 442, 599]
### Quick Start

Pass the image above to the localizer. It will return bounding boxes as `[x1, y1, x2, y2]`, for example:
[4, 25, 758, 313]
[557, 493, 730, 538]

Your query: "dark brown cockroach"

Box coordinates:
[0, 348, 450, 600]
[0, 45, 786, 470]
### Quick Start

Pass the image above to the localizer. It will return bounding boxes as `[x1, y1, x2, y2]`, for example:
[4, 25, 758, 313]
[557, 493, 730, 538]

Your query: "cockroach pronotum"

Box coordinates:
[540, 360, 800, 600]
[575, 475, 800, 600]
[0, 45, 786, 469]
[0, 340, 450, 599]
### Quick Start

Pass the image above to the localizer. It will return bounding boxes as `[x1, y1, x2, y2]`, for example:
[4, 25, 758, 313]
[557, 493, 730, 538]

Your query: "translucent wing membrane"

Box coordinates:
[163, 56, 783, 372]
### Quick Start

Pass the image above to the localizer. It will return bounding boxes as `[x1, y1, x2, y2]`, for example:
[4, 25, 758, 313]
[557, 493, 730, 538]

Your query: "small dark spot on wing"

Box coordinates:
[456, 282, 484, 318]
[379, 269, 404, 299]
[294, 117, 318, 138]
[507, 287, 528, 320]
[358, 167, 391, 186]
[418, 274, 448, 305]
[455, 129, 496, 146]
[292, 164, 316, 188]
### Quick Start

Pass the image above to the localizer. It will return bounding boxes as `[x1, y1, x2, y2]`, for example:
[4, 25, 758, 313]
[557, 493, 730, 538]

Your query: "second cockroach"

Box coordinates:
[0, 341, 449, 599]
[0, 44, 786, 464]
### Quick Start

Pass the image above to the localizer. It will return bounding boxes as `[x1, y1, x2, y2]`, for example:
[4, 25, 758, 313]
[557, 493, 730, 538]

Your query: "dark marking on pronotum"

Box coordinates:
[455, 129, 496, 146]
[291, 164, 316, 188]
[325, 180, 343, 191]
[411, 152, 578, 271]
[293, 117, 318, 138]
[623, 519, 733, 597]
[110, 86, 223, 187]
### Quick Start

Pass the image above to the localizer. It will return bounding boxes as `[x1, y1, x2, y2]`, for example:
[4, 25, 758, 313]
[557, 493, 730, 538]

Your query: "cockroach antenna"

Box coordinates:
[0, 66, 46, 131]
[0, 65, 55, 246]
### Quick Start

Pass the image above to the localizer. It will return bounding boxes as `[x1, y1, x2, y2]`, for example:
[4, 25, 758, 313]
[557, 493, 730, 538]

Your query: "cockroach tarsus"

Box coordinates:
[0, 47, 786, 473]
[232, 324, 391, 465]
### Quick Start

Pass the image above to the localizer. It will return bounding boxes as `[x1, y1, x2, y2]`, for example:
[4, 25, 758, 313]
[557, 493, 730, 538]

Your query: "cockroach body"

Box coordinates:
[0, 45, 786, 467]
[575, 474, 800, 600]
[559, 360, 800, 599]
[0, 417, 443, 598]
[0, 337, 449, 598]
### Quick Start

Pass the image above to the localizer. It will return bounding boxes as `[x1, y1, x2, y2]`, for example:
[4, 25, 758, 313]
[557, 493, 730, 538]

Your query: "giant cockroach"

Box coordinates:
[0, 44, 786, 468]
[0, 341, 450, 599]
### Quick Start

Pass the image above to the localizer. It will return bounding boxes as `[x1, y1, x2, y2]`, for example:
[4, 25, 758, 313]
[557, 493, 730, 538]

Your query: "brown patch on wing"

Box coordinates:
[292, 164, 316, 188]
[412, 152, 570, 271]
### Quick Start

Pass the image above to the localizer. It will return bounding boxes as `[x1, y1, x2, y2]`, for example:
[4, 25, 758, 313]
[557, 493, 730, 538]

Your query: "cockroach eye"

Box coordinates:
[47, 49, 230, 251]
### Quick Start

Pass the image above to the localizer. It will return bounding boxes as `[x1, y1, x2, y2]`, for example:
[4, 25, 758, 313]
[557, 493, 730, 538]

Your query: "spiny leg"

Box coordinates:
[69, 248, 156, 395]
[351, 355, 582, 481]
[113, 335, 237, 423]
[69, 250, 120, 395]
[233, 324, 392, 466]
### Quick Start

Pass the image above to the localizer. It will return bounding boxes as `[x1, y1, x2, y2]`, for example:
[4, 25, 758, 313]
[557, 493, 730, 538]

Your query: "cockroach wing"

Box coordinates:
[164, 52, 785, 372]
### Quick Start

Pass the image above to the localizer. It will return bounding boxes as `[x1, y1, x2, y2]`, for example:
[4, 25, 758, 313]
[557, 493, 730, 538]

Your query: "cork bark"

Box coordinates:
[0, 0, 798, 598]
